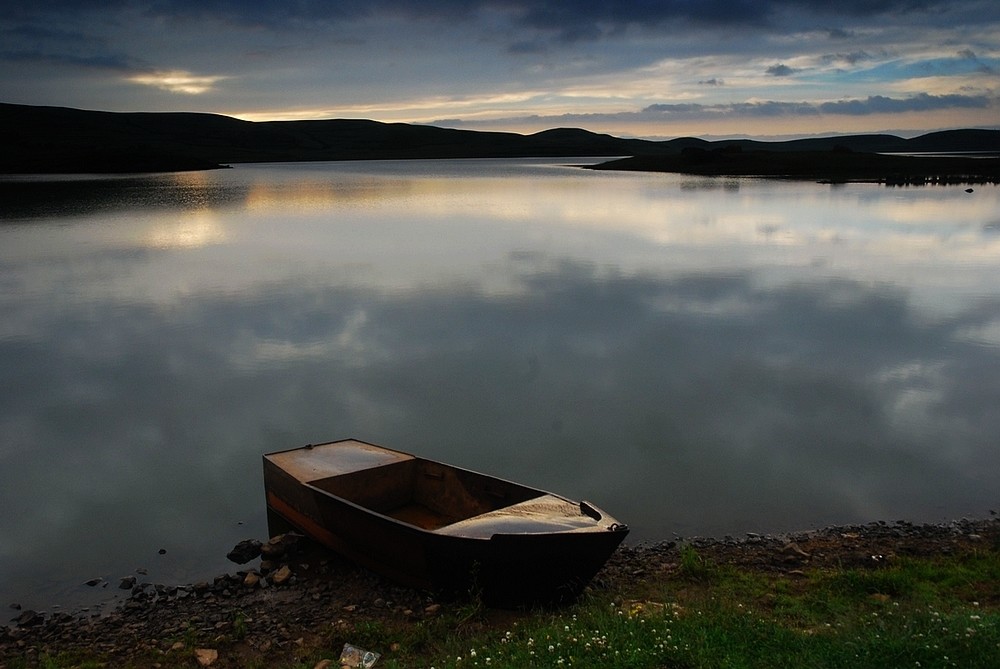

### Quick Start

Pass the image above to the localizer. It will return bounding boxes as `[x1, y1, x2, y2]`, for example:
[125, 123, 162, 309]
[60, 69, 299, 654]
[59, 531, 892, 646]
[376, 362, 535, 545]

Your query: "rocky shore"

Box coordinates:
[3, 516, 998, 668]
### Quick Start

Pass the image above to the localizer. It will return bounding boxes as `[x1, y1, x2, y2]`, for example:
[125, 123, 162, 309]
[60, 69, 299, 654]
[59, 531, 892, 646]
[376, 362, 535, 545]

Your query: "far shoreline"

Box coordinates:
[584, 147, 1000, 185]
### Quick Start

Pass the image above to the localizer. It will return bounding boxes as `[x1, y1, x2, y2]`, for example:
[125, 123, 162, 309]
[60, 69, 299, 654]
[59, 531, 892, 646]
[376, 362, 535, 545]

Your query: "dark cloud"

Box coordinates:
[733, 100, 821, 116]
[957, 48, 996, 74]
[818, 92, 991, 114]
[642, 102, 709, 114]
[766, 63, 798, 76]
[441, 87, 998, 130]
[3, 0, 979, 33]
[699, 78, 725, 86]
[0, 49, 135, 70]
[0, 20, 139, 70]
[638, 92, 993, 119]
[495, 0, 962, 36]
[822, 50, 876, 66]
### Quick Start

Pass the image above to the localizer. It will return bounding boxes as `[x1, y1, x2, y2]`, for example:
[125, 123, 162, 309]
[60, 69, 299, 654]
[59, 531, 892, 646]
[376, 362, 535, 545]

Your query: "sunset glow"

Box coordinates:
[1, 1, 997, 138]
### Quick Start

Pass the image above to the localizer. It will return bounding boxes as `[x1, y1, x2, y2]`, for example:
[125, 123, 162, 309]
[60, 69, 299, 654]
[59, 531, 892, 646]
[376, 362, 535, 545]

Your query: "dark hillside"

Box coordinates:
[0, 103, 651, 172]
[2, 102, 998, 174]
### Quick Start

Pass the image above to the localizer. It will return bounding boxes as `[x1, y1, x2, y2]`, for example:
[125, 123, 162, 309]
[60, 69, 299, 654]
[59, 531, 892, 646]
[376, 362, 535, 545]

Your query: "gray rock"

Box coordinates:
[227, 539, 263, 564]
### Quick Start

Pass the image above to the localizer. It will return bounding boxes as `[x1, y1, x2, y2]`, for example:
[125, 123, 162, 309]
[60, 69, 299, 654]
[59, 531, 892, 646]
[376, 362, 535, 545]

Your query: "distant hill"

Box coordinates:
[1, 102, 999, 174]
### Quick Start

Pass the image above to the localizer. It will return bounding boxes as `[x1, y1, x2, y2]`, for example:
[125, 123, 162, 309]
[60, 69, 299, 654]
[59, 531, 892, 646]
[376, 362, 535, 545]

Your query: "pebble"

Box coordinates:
[271, 565, 293, 585]
[194, 647, 218, 666]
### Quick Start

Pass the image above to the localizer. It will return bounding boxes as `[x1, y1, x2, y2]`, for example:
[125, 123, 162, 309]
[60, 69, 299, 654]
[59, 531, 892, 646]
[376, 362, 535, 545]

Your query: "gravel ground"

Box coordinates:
[3, 516, 998, 668]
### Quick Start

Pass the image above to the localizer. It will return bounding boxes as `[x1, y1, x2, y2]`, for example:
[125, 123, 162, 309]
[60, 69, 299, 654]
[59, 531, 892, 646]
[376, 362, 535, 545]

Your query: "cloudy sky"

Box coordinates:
[1, 0, 998, 138]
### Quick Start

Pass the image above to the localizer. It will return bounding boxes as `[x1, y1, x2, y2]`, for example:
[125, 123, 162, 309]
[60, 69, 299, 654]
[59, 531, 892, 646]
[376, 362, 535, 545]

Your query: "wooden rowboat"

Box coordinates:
[263, 439, 629, 606]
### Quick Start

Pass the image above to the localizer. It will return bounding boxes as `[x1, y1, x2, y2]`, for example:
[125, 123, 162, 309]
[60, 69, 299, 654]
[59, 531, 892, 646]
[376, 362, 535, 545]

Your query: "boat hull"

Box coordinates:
[263, 440, 629, 606]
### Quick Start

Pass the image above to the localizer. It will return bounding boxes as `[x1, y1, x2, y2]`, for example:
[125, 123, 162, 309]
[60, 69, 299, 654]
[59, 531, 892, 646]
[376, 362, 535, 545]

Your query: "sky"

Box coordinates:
[1, 0, 998, 139]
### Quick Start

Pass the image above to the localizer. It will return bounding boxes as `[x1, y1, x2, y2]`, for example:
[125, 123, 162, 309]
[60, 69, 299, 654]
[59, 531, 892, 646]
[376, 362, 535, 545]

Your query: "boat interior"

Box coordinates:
[309, 457, 543, 530]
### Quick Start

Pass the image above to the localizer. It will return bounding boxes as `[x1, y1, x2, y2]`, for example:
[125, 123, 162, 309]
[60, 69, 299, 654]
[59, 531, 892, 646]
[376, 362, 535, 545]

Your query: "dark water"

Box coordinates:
[2, 159, 999, 612]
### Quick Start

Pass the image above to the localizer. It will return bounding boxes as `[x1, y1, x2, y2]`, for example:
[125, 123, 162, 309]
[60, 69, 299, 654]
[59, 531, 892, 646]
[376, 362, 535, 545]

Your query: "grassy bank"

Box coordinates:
[16, 537, 998, 669]
[344, 544, 999, 669]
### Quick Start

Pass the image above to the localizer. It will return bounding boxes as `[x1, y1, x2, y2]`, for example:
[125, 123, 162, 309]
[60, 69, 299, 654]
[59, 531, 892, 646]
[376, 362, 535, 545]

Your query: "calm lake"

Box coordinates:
[2, 158, 999, 612]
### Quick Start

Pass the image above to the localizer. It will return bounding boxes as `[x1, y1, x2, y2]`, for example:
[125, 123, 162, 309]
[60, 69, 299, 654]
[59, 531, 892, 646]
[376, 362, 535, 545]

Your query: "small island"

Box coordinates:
[586, 146, 1000, 186]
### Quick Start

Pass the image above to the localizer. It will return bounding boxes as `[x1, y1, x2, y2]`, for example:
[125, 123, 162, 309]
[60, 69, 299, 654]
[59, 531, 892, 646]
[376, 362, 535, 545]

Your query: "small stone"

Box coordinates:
[314, 660, 333, 669]
[119, 575, 137, 589]
[243, 571, 261, 588]
[271, 565, 293, 585]
[424, 603, 441, 616]
[158, 548, 167, 555]
[170, 641, 185, 652]
[85, 577, 103, 587]
[194, 648, 219, 666]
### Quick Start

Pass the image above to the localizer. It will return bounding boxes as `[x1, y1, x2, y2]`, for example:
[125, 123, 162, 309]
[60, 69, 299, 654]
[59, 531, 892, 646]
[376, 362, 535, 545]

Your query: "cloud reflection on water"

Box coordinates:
[1, 163, 998, 612]
[4, 256, 1000, 608]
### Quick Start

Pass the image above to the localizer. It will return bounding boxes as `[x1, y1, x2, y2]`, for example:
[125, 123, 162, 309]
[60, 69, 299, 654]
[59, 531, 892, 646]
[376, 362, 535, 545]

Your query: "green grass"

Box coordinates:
[407, 547, 1000, 669]
[408, 598, 998, 669]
